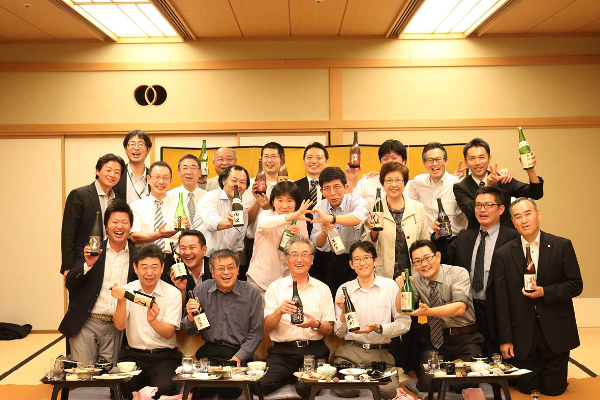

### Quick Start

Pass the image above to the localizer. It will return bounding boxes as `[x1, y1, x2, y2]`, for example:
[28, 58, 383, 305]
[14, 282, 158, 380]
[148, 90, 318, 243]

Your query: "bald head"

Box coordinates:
[213, 147, 237, 175]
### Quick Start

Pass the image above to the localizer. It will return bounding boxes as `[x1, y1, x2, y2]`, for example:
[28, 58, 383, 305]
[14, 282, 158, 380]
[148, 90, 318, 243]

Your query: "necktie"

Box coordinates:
[479, 181, 485, 188]
[154, 200, 165, 251]
[428, 281, 444, 349]
[309, 180, 318, 205]
[187, 192, 195, 225]
[472, 230, 488, 292]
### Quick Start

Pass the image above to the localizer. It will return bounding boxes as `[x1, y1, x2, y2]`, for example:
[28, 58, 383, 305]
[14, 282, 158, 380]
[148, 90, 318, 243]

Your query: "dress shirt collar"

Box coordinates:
[432, 263, 446, 286]
[471, 173, 489, 187]
[107, 239, 130, 255]
[521, 230, 541, 249]
[95, 180, 115, 199]
[207, 278, 242, 296]
[307, 176, 319, 187]
[218, 188, 230, 201]
[426, 171, 451, 185]
[149, 193, 166, 203]
[482, 222, 500, 237]
[283, 274, 314, 290]
[350, 274, 383, 292]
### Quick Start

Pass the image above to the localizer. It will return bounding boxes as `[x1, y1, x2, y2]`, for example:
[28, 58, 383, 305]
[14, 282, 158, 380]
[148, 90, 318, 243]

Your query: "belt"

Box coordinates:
[472, 299, 486, 307]
[90, 313, 113, 322]
[443, 325, 478, 336]
[208, 341, 239, 350]
[347, 341, 389, 350]
[130, 347, 176, 354]
[274, 339, 323, 348]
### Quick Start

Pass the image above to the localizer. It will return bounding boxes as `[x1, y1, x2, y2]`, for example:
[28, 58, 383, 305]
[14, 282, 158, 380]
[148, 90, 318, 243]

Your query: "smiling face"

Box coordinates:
[106, 211, 131, 248]
[349, 247, 376, 280]
[96, 161, 122, 192]
[134, 256, 163, 292]
[262, 148, 281, 177]
[273, 193, 296, 215]
[411, 246, 441, 282]
[423, 148, 447, 182]
[510, 200, 541, 242]
[465, 146, 491, 181]
[178, 157, 201, 191]
[147, 165, 172, 199]
[178, 235, 206, 270]
[382, 170, 405, 200]
[212, 256, 239, 293]
[321, 179, 346, 208]
[286, 241, 313, 279]
[213, 148, 237, 175]
[475, 193, 504, 230]
[223, 169, 248, 199]
[125, 134, 150, 165]
[303, 147, 328, 179]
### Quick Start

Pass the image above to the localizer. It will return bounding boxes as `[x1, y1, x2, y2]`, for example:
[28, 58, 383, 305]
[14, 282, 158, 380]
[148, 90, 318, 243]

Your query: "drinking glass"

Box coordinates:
[427, 350, 439, 375]
[531, 390, 540, 400]
[181, 357, 193, 377]
[51, 358, 63, 381]
[316, 358, 326, 368]
[200, 358, 210, 373]
[303, 355, 315, 372]
[492, 353, 502, 366]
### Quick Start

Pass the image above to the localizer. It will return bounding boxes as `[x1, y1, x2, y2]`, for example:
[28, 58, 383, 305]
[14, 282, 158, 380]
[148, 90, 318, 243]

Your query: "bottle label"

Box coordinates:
[133, 292, 153, 307]
[232, 210, 244, 226]
[291, 307, 304, 324]
[524, 273, 536, 291]
[194, 312, 210, 331]
[200, 161, 209, 176]
[330, 235, 346, 255]
[173, 216, 188, 231]
[346, 311, 359, 330]
[278, 176, 288, 182]
[400, 292, 413, 312]
[520, 153, 534, 169]
[279, 231, 292, 252]
[172, 262, 187, 279]
[349, 153, 360, 166]
[439, 221, 452, 237]
[372, 212, 383, 229]
[89, 236, 101, 251]
[256, 180, 267, 193]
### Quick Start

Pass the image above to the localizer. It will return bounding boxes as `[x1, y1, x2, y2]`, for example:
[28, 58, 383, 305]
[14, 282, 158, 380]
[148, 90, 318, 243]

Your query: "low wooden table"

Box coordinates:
[40, 375, 132, 400]
[298, 377, 392, 400]
[173, 374, 265, 400]
[427, 374, 513, 400]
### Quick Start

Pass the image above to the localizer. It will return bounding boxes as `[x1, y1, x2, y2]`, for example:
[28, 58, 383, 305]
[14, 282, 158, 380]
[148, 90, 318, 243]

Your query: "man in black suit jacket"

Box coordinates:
[296, 142, 329, 281]
[59, 199, 136, 366]
[453, 138, 544, 230]
[61, 154, 125, 276]
[113, 130, 151, 204]
[169, 230, 208, 310]
[434, 187, 519, 357]
[494, 198, 582, 395]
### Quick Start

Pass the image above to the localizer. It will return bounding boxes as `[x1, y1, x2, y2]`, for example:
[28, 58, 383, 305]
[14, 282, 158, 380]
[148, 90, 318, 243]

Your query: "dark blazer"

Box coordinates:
[295, 177, 314, 235]
[59, 239, 136, 338]
[453, 174, 544, 230]
[61, 182, 103, 274]
[493, 231, 582, 361]
[436, 226, 520, 346]
[113, 164, 150, 202]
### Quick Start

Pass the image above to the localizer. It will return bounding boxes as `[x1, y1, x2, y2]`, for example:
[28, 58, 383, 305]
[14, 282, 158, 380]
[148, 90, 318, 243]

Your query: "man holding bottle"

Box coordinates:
[181, 249, 263, 399]
[111, 243, 183, 399]
[205, 147, 237, 192]
[493, 198, 582, 396]
[333, 241, 410, 399]
[113, 130, 151, 204]
[261, 236, 335, 398]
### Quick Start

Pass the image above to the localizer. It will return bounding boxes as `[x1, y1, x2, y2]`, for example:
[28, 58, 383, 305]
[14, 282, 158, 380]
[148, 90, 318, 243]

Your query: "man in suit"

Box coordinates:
[295, 142, 328, 281]
[61, 153, 125, 277]
[453, 137, 543, 230]
[434, 187, 519, 356]
[494, 197, 583, 395]
[113, 130, 151, 204]
[59, 199, 136, 366]
[169, 229, 208, 309]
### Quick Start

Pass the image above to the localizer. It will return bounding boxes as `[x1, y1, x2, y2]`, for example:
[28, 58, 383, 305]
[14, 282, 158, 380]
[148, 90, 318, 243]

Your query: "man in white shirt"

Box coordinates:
[111, 244, 183, 399]
[167, 154, 207, 230]
[205, 147, 237, 192]
[114, 130, 151, 204]
[130, 161, 185, 284]
[346, 139, 407, 208]
[333, 241, 410, 399]
[405, 142, 468, 237]
[59, 199, 136, 366]
[193, 165, 250, 279]
[261, 236, 335, 397]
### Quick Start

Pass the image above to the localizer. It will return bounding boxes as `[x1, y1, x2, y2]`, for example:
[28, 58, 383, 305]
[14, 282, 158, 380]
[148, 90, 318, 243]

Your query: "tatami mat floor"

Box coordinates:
[1, 329, 598, 386]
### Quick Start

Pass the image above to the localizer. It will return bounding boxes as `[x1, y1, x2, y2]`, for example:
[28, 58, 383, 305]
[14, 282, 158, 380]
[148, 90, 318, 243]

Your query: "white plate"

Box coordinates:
[340, 368, 367, 376]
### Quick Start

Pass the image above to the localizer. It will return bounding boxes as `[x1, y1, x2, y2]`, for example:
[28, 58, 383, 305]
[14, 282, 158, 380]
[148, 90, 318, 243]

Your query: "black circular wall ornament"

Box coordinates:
[134, 85, 167, 106]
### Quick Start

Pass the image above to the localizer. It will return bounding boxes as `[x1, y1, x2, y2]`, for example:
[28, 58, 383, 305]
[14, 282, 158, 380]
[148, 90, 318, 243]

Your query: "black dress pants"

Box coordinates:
[120, 347, 182, 399]
[192, 342, 244, 399]
[324, 253, 356, 296]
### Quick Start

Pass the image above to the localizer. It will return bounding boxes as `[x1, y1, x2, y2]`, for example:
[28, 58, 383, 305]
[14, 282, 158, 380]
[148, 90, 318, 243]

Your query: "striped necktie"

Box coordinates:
[309, 180, 318, 205]
[428, 281, 444, 349]
[187, 192, 195, 225]
[154, 200, 165, 251]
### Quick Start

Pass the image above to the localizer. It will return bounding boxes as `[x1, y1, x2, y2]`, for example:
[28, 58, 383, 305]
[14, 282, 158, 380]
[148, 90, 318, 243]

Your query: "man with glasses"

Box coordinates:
[310, 167, 369, 295]
[396, 240, 483, 392]
[114, 130, 151, 204]
[182, 249, 263, 399]
[261, 235, 335, 398]
[433, 187, 519, 357]
[332, 241, 410, 399]
[205, 147, 237, 192]
[130, 161, 186, 284]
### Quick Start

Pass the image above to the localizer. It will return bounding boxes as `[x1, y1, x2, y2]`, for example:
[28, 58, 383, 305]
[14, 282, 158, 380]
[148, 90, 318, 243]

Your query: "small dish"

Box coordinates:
[340, 368, 367, 377]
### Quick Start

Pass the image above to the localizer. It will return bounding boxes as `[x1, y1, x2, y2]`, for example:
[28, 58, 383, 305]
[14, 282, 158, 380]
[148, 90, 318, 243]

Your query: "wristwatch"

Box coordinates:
[376, 324, 383, 334]
[311, 319, 321, 331]
[331, 214, 336, 225]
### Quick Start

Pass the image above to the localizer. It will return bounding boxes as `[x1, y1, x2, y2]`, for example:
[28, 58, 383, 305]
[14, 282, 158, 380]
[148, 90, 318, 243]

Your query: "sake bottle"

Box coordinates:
[173, 192, 188, 231]
[328, 228, 346, 255]
[256, 159, 267, 195]
[278, 154, 288, 182]
[200, 140, 209, 178]
[187, 290, 210, 332]
[400, 269, 415, 312]
[348, 131, 361, 168]
[231, 185, 244, 227]
[291, 281, 304, 324]
[524, 245, 536, 293]
[170, 242, 187, 281]
[437, 198, 452, 237]
[518, 127, 534, 170]
[372, 188, 384, 232]
[89, 211, 103, 256]
[342, 287, 360, 332]
[124, 289, 155, 308]
[278, 220, 296, 252]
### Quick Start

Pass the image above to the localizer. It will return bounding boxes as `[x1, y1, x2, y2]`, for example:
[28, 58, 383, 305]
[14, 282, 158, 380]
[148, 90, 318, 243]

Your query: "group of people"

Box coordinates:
[59, 130, 582, 399]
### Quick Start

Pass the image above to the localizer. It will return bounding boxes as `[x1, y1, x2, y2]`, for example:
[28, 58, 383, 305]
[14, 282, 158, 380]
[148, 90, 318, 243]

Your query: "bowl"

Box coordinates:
[247, 361, 266, 371]
[248, 370, 265, 379]
[316, 364, 337, 378]
[117, 362, 136, 373]
[470, 362, 491, 372]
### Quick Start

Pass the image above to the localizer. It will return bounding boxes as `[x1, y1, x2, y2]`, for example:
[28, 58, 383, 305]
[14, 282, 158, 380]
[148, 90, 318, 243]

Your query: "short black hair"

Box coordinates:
[303, 142, 329, 160]
[95, 154, 126, 179]
[261, 142, 285, 158]
[133, 243, 165, 265]
[104, 198, 133, 227]
[218, 165, 250, 189]
[178, 154, 200, 169]
[123, 130, 152, 149]
[209, 249, 240, 272]
[475, 186, 503, 205]
[408, 239, 437, 260]
[348, 241, 377, 260]
[378, 140, 407, 162]
[319, 166, 347, 187]
[421, 142, 448, 162]
[270, 181, 302, 211]
[463, 138, 490, 158]
[178, 229, 206, 247]
[148, 161, 172, 177]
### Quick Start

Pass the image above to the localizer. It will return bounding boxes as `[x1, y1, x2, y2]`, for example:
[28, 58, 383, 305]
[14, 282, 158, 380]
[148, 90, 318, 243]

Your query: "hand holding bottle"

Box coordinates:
[295, 312, 319, 330]
[278, 299, 299, 315]
[83, 245, 102, 268]
[147, 301, 160, 323]
[394, 271, 412, 288]
[335, 294, 346, 322]
[186, 297, 200, 322]
[157, 222, 177, 238]
[344, 162, 362, 183]
[252, 181, 270, 208]
[169, 268, 188, 292]
[111, 284, 125, 300]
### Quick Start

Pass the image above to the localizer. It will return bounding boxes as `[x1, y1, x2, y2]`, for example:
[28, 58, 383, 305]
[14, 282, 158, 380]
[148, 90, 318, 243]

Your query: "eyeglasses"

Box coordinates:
[262, 155, 281, 161]
[412, 254, 436, 267]
[475, 203, 499, 210]
[150, 175, 171, 182]
[351, 256, 373, 265]
[180, 166, 199, 172]
[127, 142, 147, 149]
[322, 185, 344, 193]
[214, 265, 238, 273]
[215, 157, 236, 163]
[138, 266, 161, 272]
[425, 157, 445, 164]
[384, 178, 404, 185]
[287, 252, 313, 260]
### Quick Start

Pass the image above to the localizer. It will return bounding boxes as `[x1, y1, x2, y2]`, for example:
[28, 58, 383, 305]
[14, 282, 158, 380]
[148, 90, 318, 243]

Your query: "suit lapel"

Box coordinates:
[537, 231, 551, 284]
[86, 182, 102, 214]
[465, 175, 480, 199]
[510, 240, 525, 277]
[463, 229, 478, 273]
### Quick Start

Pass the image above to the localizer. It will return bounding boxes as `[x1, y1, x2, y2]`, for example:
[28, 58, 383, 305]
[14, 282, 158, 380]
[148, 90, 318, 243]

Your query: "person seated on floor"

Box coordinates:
[111, 244, 183, 399]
